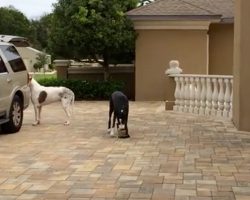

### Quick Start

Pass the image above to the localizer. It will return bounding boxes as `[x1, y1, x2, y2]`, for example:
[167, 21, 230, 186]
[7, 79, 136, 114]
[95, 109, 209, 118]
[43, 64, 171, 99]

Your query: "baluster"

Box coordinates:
[179, 77, 185, 112]
[217, 78, 225, 117]
[211, 78, 219, 116]
[205, 78, 213, 115]
[184, 77, 190, 112]
[194, 77, 201, 114]
[173, 77, 181, 111]
[229, 79, 233, 119]
[199, 77, 206, 115]
[223, 78, 231, 118]
[189, 77, 195, 113]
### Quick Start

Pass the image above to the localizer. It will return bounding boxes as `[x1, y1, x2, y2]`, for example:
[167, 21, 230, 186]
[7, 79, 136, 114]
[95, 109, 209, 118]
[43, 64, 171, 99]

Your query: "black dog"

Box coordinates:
[108, 91, 129, 138]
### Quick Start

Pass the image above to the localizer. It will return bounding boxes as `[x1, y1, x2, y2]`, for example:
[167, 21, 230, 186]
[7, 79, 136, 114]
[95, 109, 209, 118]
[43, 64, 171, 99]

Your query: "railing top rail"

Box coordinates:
[168, 74, 233, 79]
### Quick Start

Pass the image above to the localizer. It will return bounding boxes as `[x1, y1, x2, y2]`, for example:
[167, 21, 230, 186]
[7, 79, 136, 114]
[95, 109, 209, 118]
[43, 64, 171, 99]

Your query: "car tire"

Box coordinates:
[1, 95, 23, 133]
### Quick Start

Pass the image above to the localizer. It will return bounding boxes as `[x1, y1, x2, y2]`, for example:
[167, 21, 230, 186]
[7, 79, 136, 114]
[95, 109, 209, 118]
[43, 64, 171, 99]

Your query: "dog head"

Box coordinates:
[117, 106, 128, 125]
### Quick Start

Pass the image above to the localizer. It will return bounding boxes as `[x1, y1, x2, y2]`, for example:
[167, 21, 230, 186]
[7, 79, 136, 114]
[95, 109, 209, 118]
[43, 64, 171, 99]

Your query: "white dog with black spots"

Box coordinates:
[28, 77, 75, 126]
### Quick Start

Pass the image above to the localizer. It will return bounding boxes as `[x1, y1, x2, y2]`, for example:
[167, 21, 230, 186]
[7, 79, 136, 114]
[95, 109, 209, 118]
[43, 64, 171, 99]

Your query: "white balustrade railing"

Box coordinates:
[169, 74, 233, 119]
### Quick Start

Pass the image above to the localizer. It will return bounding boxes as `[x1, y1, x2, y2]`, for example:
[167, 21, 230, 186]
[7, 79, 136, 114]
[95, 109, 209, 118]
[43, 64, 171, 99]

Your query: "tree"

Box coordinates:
[49, 0, 138, 80]
[34, 52, 49, 72]
[30, 14, 53, 51]
[0, 6, 32, 38]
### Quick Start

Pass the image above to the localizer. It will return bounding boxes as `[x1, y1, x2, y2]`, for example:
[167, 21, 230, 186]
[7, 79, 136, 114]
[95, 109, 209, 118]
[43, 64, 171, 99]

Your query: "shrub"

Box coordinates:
[33, 62, 42, 72]
[37, 78, 125, 100]
[48, 64, 54, 71]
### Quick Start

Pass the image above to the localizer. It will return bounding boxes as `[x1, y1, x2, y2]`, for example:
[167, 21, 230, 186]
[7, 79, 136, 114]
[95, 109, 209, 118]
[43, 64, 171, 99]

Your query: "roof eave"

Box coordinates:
[127, 14, 223, 21]
[220, 17, 234, 23]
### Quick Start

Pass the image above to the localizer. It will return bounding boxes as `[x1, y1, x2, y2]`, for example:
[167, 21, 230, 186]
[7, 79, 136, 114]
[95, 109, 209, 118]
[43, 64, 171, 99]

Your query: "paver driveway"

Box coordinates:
[0, 101, 250, 200]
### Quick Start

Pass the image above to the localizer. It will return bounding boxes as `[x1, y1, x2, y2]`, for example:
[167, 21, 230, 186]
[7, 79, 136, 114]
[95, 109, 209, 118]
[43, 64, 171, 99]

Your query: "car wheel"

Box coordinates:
[1, 95, 23, 133]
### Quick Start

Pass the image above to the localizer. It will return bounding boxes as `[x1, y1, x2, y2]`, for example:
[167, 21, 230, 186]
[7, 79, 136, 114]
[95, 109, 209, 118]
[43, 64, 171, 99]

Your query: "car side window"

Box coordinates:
[0, 45, 26, 72]
[0, 56, 8, 73]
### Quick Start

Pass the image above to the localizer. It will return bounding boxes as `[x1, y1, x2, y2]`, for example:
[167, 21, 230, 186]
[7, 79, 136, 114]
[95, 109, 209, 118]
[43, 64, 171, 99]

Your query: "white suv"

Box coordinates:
[0, 41, 30, 133]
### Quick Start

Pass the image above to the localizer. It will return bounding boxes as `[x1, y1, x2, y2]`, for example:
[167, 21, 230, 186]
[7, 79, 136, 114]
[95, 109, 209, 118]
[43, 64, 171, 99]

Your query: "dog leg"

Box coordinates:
[110, 114, 116, 137]
[124, 122, 130, 138]
[63, 107, 71, 125]
[62, 98, 71, 125]
[108, 100, 113, 133]
[64, 109, 70, 125]
[32, 105, 40, 126]
[37, 106, 42, 124]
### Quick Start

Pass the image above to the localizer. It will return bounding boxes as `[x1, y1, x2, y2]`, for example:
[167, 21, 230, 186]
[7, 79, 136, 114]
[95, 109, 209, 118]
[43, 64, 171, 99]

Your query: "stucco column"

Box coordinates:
[54, 60, 71, 79]
[165, 60, 183, 110]
[233, 0, 250, 131]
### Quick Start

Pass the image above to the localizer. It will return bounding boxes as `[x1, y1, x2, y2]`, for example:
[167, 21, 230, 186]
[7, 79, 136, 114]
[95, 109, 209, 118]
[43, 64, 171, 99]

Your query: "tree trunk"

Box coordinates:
[103, 53, 110, 81]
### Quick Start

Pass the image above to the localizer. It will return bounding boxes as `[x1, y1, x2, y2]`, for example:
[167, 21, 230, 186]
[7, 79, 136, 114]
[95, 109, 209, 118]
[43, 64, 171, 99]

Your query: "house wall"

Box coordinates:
[16, 47, 38, 72]
[233, 0, 250, 132]
[209, 23, 234, 75]
[16, 47, 51, 72]
[135, 29, 208, 101]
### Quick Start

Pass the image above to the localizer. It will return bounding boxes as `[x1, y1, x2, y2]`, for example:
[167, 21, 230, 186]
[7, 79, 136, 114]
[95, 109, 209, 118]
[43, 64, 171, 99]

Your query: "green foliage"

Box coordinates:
[33, 63, 42, 71]
[48, 63, 54, 70]
[33, 73, 56, 80]
[34, 53, 49, 71]
[0, 2, 140, 70]
[37, 78, 125, 100]
[30, 14, 53, 50]
[0, 6, 32, 37]
[36, 52, 49, 65]
[48, 0, 138, 78]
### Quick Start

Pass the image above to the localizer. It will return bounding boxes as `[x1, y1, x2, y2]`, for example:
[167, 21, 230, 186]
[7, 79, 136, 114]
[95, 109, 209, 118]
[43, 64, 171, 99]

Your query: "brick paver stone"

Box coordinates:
[0, 101, 249, 199]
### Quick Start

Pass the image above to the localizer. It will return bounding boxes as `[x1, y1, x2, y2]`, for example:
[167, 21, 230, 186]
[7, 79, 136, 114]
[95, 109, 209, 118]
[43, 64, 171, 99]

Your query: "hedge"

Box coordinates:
[37, 78, 125, 100]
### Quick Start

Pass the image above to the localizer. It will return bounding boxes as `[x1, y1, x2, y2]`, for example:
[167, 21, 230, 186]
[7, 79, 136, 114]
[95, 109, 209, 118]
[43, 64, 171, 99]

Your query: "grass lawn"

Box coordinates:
[32, 72, 57, 80]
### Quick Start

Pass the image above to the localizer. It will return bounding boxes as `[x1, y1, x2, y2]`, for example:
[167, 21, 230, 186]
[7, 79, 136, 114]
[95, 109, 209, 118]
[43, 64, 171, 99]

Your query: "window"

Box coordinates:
[0, 57, 8, 73]
[0, 45, 26, 72]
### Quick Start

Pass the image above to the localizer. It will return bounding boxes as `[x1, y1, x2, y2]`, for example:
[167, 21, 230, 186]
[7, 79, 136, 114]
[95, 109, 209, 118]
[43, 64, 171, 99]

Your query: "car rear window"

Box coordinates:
[0, 45, 26, 72]
[0, 56, 8, 73]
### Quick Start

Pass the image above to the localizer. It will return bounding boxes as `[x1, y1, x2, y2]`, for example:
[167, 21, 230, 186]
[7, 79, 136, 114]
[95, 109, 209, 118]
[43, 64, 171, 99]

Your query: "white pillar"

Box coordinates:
[173, 77, 181, 111]
[229, 79, 233, 119]
[179, 77, 185, 112]
[199, 77, 206, 115]
[223, 78, 231, 118]
[211, 78, 219, 116]
[217, 78, 225, 117]
[184, 77, 190, 112]
[189, 77, 195, 113]
[194, 77, 201, 114]
[205, 78, 212, 115]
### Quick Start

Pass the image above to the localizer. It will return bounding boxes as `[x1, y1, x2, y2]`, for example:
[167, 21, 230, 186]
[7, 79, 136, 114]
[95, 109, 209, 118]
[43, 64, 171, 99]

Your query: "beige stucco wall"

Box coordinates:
[17, 47, 39, 72]
[135, 29, 208, 101]
[233, 0, 250, 132]
[17, 47, 51, 72]
[209, 24, 234, 75]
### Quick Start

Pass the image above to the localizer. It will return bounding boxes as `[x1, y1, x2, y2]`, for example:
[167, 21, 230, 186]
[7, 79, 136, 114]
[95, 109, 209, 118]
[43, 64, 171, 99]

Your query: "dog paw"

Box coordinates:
[110, 129, 116, 137]
[119, 124, 125, 129]
[107, 128, 111, 133]
[64, 121, 70, 126]
[32, 121, 39, 126]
